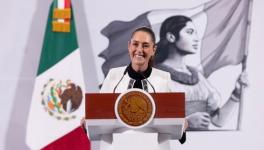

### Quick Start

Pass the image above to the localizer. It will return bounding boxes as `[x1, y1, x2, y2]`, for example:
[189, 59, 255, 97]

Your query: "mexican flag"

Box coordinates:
[26, 0, 89, 149]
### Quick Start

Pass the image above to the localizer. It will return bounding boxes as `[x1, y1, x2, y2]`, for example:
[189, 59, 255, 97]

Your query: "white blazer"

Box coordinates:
[100, 66, 175, 93]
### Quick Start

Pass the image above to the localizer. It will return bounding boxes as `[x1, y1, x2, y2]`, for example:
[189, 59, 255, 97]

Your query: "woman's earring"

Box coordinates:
[166, 32, 175, 43]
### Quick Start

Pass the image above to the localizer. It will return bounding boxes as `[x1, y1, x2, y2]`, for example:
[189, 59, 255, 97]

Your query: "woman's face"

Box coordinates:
[128, 31, 156, 70]
[175, 21, 199, 54]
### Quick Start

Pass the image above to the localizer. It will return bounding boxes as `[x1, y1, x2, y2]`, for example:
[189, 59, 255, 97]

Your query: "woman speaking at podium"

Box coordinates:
[98, 26, 187, 149]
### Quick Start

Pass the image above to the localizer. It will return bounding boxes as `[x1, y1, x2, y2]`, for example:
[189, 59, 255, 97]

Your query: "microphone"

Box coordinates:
[113, 66, 128, 93]
[139, 71, 156, 93]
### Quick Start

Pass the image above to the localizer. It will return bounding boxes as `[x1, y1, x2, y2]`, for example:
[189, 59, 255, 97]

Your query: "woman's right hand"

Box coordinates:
[186, 112, 211, 130]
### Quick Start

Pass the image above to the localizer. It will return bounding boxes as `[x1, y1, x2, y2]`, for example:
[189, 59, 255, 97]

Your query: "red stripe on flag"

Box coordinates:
[41, 126, 90, 150]
[65, 0, 71, 8]
[65, 0, 71, 23]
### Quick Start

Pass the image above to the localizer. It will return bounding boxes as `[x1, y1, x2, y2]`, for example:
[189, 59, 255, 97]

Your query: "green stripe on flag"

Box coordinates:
[53, 0, 58, 8]
[37, 2, 78, 75]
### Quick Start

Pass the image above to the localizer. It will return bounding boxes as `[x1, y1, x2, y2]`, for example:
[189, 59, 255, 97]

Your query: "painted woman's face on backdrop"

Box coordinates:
[128, 31, 156, 71]
[175, 21, 199, 54]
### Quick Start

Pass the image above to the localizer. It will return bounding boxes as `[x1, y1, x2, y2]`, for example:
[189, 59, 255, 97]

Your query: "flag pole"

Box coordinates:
[237, 0, 254, 130]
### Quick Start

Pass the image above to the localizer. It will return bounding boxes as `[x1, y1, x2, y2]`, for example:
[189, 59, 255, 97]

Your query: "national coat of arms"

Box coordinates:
[41, 78, 83, 120]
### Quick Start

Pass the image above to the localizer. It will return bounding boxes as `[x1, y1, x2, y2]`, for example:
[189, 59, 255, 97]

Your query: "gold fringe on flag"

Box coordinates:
[52, 21, 70, 32]
[53, 8, 71, 19]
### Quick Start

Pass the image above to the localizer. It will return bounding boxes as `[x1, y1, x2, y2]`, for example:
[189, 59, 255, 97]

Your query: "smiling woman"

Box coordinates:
[100, 26, 183, 93]
[95, 27, 188, 150]
[128, 27, 156, 72]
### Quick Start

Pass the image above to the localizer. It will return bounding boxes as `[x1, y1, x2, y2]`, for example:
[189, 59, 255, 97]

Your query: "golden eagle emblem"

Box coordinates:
[41, 79, 83, 120]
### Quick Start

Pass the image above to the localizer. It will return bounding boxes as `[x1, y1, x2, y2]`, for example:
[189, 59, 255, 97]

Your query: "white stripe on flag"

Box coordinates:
[58, 0, 65, 9]
[58, 0, 65, 23]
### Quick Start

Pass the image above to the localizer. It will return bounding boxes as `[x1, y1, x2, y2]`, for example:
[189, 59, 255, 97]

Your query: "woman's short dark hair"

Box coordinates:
[155, 15, 192, 64]
[131, 26, 156, 44]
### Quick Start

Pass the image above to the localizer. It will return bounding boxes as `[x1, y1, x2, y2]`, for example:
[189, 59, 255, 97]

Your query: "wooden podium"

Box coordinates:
[85, 92, 185, 150]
